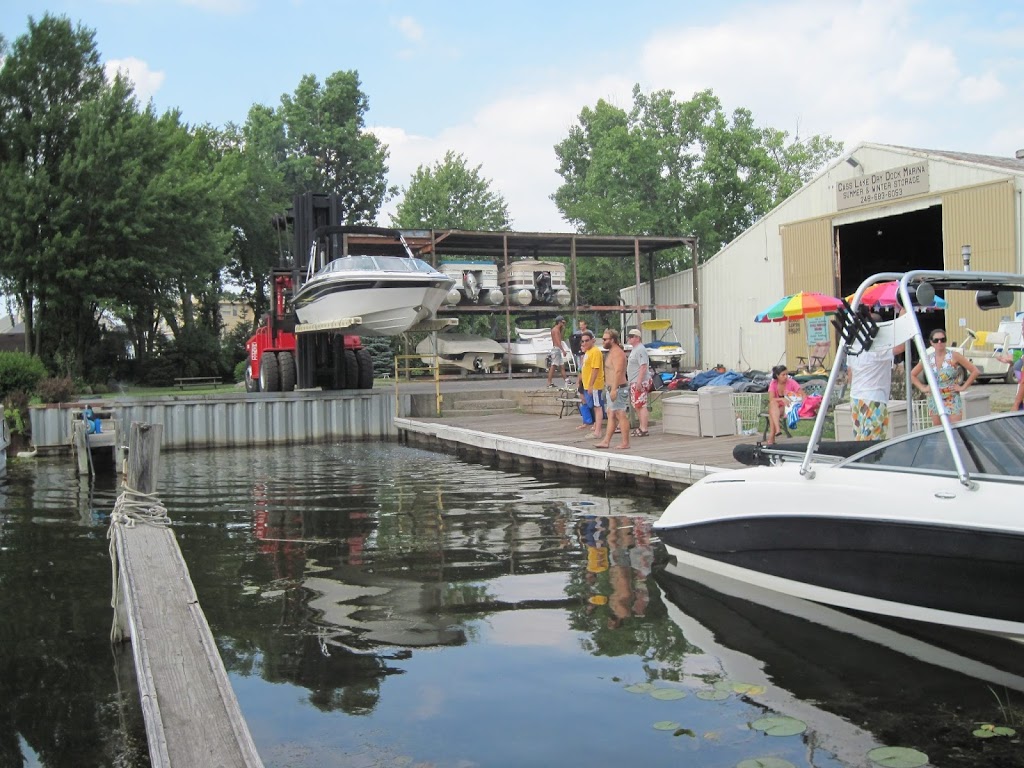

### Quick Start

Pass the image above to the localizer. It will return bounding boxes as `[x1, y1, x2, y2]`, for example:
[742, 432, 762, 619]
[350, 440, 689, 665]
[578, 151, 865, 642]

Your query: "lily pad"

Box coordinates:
[697, 689, 731, 701]
[732, 682, 766, 695]
[994, 726, 1017, 736]
[973, 729, 997, 739]
[750, 716, 807, 737]
[650, 688, 687, 701]
[737, 758, 798, 768]
[673, 727, 696, 738]
[866, 746, 929, 767]
[973, 724, 1015, 738]
[625, 682, 657, 694]
[653, 720, 681, 731]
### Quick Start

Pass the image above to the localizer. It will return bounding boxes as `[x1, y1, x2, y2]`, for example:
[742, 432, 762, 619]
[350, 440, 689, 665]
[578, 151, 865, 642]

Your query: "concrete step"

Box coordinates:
[444, 398, 519, 415]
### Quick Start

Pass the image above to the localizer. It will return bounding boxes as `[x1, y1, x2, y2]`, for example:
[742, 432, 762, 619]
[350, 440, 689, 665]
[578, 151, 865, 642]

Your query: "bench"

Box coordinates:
[175, 376, 221, 390]
[760, 379, 846, 441]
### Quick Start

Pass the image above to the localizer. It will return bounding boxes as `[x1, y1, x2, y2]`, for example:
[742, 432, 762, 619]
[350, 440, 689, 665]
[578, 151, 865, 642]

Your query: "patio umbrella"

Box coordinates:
[845, 281, 947, 310]
[755, 291, 843, 323]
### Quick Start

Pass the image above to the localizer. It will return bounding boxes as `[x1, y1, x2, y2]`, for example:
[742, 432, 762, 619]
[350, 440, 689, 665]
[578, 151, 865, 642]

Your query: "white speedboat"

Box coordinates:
[654, 268, 1024, 639]
[504, 327, 572, 371]
[292, 226, 455, 336]
[640, 318, 686, 370]
[499, 260, 571, 307]
[416, 333, 506, 373]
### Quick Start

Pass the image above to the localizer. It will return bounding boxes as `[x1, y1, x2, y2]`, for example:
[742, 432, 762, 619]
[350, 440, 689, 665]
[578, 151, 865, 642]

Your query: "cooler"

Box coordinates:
[697, 386, 736, 437]
[662, 392, 701, 436]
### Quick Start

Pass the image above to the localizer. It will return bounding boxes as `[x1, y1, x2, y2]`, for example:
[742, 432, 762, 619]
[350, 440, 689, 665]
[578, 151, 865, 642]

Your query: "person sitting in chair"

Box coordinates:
[766, 365, 803, 445]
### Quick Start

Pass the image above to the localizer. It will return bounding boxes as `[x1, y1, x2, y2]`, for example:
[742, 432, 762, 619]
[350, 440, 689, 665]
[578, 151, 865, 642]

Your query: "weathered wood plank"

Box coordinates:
[112, 422, 263, 768]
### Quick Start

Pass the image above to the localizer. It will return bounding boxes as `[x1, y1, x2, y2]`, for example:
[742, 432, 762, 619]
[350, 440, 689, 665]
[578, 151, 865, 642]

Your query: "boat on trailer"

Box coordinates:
[416, 333, 506, 373]
[654, 267, 1024, 639]
[292, 226, 455, 336]
[640, 318, 686, 370]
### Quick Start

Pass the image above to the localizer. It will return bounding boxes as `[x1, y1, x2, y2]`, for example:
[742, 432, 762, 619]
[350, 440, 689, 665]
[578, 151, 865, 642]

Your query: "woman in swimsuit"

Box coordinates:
[910, 328, 979, 425]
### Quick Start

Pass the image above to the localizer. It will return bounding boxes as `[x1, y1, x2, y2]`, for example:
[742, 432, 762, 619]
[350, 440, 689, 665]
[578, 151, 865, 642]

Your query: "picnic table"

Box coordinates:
[175, 376, 221, 390]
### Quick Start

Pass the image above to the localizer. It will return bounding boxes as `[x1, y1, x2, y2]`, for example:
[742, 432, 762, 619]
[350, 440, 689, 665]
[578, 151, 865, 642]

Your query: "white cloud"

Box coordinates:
[958, 72, 1006, 104]
[372, 0, 1023, 230]
[179, 0, 246, 12]
[393, 15, 424, 42]
[104, 57, 165, 106]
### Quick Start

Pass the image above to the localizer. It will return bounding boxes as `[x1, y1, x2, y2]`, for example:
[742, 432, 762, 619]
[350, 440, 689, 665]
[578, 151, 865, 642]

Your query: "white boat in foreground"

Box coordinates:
[654, 268, 1024, 639]
[293, 226, 455, 336]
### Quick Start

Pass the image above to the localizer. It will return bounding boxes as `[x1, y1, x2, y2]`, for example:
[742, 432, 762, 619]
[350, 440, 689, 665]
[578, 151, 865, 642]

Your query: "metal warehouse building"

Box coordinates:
[622, 142, 1024, 373]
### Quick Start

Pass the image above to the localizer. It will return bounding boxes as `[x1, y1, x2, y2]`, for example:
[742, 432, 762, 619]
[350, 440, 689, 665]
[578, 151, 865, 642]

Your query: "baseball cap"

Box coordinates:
[627, 328, 641, 337]
[554, 315, 565, 322]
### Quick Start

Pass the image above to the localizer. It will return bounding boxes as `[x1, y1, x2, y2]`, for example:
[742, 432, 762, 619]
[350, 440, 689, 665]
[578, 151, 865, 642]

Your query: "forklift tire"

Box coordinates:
[259, 351, 280, 392]
[343, 349, 358, 389]
[244, 363, 260, 393]
[356, 348, 374, 389]
[278, 351, 296, 392]
[330, 335, 346, 390]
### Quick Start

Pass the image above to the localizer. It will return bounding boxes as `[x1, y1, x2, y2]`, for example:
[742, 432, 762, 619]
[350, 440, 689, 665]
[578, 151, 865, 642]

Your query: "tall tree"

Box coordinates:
[553, 85, 842, 271]
[0, 14, 106, 357]
[391, 150, 512, 230]
[277, 71, 393, 223]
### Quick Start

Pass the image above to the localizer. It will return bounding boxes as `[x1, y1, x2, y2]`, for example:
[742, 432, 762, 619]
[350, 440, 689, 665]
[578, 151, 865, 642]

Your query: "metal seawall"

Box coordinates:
[29, 390, 402, 451]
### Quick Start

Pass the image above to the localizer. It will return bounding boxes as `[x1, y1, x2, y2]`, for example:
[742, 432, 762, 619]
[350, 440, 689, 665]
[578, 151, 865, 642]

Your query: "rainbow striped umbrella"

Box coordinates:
[846, 280, 947, 310]
[755, 291, 843, 323]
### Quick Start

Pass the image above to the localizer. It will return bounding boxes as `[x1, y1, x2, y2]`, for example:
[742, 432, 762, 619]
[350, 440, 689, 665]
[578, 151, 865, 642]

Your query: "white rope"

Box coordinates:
[108, 486, 171, 643]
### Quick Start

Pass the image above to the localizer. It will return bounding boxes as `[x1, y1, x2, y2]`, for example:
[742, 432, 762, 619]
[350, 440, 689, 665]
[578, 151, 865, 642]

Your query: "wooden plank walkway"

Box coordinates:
[110, 423, 263, 768]
[396, 411, 775, 490]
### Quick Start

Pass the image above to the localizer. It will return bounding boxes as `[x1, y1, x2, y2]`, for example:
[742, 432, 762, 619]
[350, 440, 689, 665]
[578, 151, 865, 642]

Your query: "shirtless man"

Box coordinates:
[546, 315, 568, 388]
[595, 329, 630, 450]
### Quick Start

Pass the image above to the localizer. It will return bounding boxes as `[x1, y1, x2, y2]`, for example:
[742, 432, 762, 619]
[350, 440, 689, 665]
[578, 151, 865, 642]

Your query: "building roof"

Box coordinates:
[857, 142, 1024, 175]
[343, 230, 695, 261]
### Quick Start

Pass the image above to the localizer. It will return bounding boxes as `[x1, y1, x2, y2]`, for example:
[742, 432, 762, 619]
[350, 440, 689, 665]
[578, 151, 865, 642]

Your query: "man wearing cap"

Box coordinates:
[626, 328, 652, 436]
[546, 315, 568, 388]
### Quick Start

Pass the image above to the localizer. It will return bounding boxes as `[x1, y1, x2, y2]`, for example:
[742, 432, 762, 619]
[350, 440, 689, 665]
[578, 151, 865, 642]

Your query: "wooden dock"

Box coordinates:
[109, 423, 263, 767]
[397, 411, 759, 491]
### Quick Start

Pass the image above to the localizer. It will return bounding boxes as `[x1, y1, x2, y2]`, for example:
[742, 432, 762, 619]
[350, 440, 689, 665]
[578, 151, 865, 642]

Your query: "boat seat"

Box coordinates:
[759, 380, 846, 441]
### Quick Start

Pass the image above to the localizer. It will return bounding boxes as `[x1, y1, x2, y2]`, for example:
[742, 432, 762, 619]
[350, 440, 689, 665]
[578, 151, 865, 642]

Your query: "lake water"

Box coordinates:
[1, 442, 1022, 768]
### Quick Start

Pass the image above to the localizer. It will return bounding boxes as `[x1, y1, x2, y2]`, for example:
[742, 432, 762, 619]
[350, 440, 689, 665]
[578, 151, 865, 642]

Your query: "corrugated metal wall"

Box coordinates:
[30, 391, 400, 451]
[620, 272, 698, 369]
[941, 180, 1017, 335]
[780, 217, 835, 370]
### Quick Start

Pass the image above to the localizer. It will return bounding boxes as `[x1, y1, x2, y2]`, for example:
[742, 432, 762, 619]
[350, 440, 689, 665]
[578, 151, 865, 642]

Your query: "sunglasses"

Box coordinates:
[931, 337, 947, 343]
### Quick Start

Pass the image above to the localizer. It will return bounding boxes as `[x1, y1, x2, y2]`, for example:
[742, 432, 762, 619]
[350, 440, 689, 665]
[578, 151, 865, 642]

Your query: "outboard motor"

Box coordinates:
[473, 356, 484, 372]
[535, 271, 553, 303]
[463, 271, 481, 302]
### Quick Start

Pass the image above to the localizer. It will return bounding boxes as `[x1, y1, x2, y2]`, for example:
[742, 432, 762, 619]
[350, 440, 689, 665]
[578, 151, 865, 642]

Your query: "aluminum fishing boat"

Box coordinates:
[292, 226, 454, 336]
[654, 268, 1024, 638]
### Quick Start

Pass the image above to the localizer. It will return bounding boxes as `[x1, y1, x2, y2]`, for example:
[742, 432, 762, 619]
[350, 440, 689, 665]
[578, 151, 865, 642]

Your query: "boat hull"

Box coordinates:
[294, 277, 453, 336]
[655, 456, 1024, 638]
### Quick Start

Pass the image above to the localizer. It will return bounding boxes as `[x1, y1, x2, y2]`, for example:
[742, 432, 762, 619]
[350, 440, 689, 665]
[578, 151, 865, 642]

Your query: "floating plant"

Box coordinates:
[866, 746, 929, 767]
[750, 716, 807, 737]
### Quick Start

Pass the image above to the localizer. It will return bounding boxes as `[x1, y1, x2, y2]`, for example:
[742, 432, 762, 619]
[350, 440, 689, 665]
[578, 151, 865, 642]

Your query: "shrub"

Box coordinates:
[4, 390, 30, 435]
[37, 376, 77, 404]
[233, 359, 248, 383]
[0, 352, 48, 400]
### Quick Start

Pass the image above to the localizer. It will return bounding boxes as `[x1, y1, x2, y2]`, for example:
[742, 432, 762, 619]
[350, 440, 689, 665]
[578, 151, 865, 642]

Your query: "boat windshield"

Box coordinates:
[319, 256, 440, 275]
[843, 413, 1024, 478]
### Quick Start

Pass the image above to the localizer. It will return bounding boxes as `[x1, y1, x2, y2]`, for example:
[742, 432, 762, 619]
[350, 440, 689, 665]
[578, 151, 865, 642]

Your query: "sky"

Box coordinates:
[3, 0, 1023, 232]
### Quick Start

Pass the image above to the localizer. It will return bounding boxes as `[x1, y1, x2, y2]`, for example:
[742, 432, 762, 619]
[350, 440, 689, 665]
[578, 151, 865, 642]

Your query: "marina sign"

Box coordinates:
[837, 162, 930, 211]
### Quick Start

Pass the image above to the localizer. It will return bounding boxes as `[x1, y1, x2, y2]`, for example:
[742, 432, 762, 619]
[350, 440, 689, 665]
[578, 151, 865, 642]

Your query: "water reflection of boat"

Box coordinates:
[656, 558, 1024, 768]
[655, 269, 1024, 638]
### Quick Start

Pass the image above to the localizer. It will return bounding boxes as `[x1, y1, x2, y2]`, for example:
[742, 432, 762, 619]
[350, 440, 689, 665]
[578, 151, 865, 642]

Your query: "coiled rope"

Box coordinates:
[108, 486, 171, 643]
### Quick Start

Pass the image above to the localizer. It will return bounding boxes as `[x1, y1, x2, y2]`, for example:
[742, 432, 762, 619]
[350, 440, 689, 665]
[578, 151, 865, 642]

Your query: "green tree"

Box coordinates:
[0, 14, 106, 358]
[553, 85, 842, 272]
[391, 150, 512, 230]
[278, 70, 392, 222]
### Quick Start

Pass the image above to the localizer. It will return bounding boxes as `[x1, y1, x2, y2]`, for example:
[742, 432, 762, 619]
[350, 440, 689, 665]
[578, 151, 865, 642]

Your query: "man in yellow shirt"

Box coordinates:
[580, 330, 605, 438]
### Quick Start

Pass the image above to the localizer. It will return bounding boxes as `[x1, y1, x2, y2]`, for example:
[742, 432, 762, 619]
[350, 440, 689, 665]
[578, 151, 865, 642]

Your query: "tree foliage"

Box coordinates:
[553, 85, 843, 275]
[391, 150, 512, 230]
